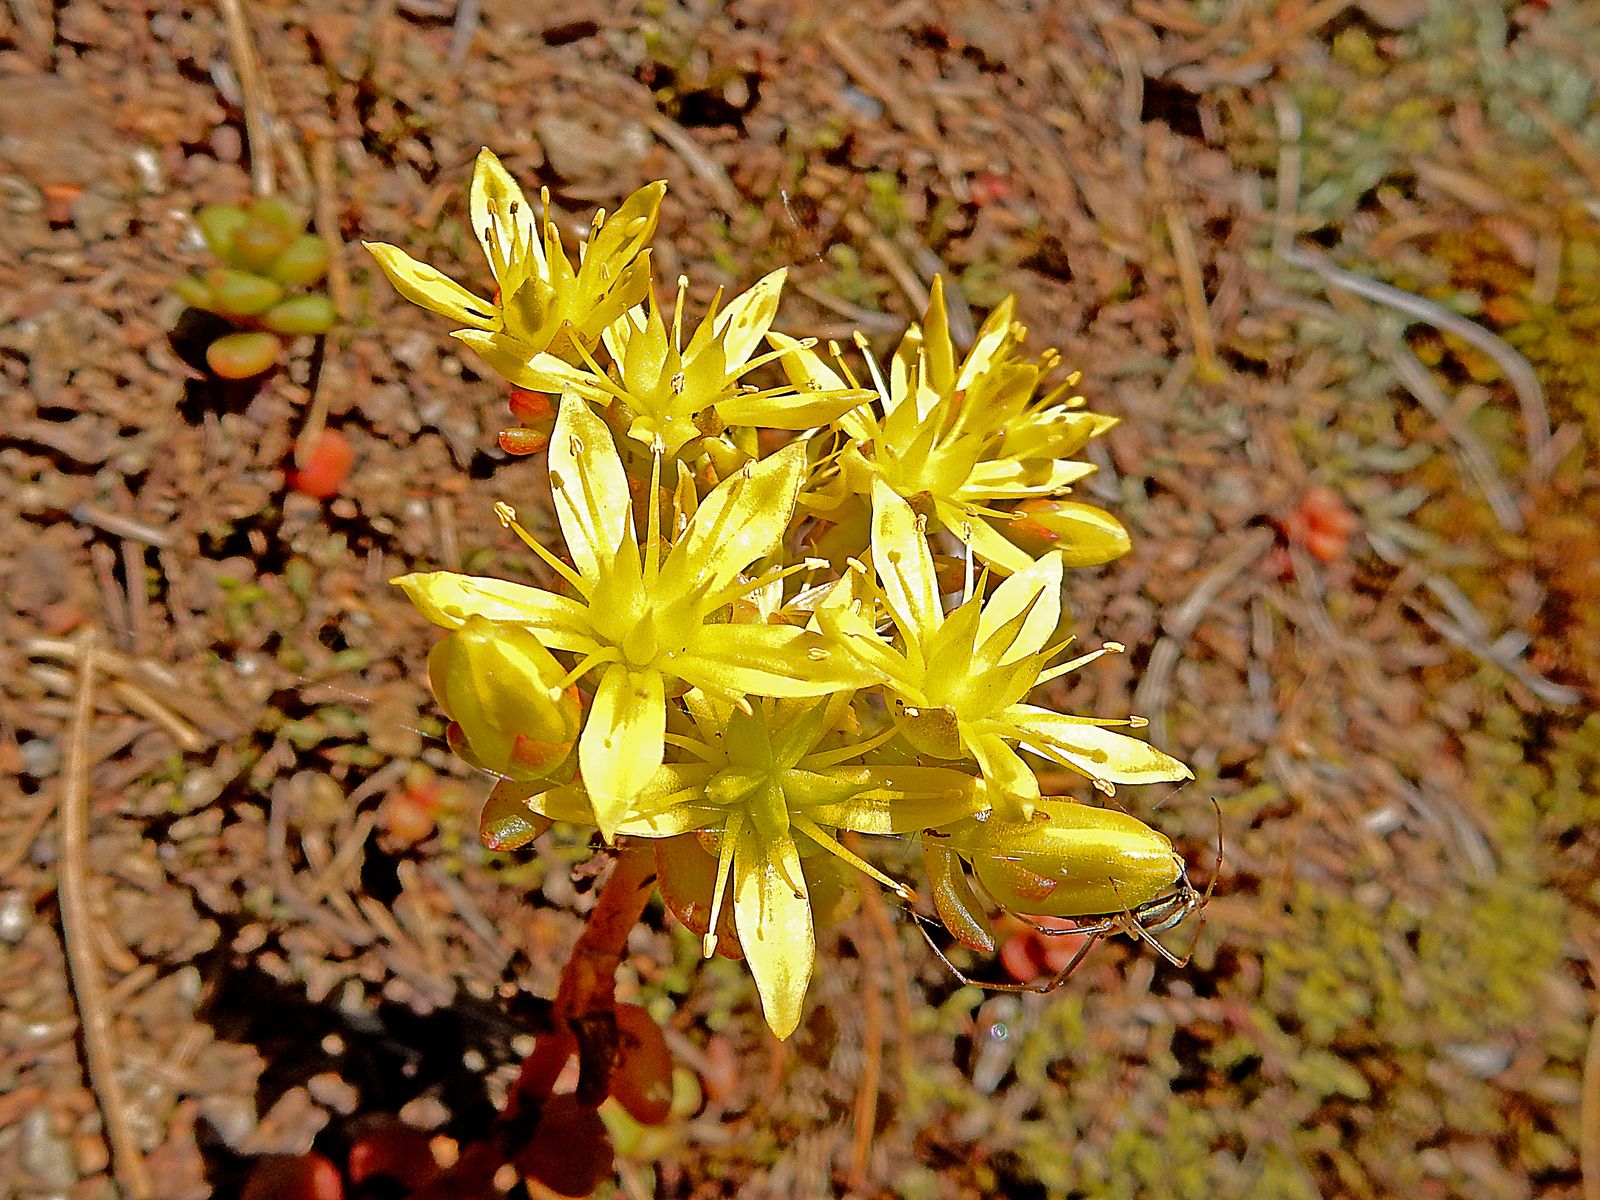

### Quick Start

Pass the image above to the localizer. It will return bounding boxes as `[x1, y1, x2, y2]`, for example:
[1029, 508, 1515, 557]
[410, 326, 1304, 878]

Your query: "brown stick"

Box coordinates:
[860, 873, 914, 1088]
[59, 637, 154, 1198]
[218, 0, 277, 196]
[847, 927, 886, 1190]
[1585, 1003, 1600, 1200]
[310, 136, 352, 320]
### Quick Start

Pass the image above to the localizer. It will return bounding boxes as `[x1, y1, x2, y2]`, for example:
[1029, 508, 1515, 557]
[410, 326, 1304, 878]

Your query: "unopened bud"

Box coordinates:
[1005, 500, 1131, 568]
[428, 616, 581, 780]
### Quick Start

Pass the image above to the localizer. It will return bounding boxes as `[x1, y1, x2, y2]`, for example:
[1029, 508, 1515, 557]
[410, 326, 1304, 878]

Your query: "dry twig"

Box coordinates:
[24, 638, 206, 751]
[1386, 344, 1524, 533]
[70, 504, 175, 549]
[5, 0, 52, 67]
[449, 0, 479, 64]
[120, 540, 150, 658]
[1409, 573, 1581, 706]
[819, 23, 938, 145]
[59, 637, 154, 1199]
[1584, 1004, 1600, 1200]
[642, 111, 741, 213]
[847, 888, 887, 1188]
[218, 0, 278, 196]
[311, 136, 352, 320]
[1271, 89, 1552, 478]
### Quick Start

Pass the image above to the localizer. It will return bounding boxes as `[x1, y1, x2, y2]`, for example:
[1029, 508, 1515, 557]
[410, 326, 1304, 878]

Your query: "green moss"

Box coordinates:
[1262, 883, 1406, 1046]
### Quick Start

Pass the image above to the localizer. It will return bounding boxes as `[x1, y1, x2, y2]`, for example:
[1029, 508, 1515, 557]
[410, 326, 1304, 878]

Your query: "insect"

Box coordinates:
[911, 798, 1222, 994]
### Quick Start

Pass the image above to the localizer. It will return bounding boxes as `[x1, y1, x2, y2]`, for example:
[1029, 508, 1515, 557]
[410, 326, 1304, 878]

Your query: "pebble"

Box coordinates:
[197, 1093, 256, 1150]
[307, 1071, 359, 1114]
[129, 146, 165, 194]
[0, 890, 33, 943]
[20, 736, 61, 779]
[209, 124, 242, 164]
[839, 85, 884, 120]
[19, 1108, 77, 1190]
[1442, 1041, 1514, 1079]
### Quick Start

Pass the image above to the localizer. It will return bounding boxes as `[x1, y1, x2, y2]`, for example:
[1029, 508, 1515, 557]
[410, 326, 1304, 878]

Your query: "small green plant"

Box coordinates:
[174, 196, 336, 379]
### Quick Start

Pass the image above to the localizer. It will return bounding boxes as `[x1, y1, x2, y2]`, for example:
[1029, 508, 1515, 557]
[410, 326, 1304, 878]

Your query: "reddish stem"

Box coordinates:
[552, 840, 657, 1024]
[409, 840, 657, 1198]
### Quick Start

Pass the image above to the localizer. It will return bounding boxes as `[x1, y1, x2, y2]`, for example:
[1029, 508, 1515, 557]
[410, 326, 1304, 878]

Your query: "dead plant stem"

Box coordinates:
[218, 0, 277, 196]
[59, 637, 154, 1199]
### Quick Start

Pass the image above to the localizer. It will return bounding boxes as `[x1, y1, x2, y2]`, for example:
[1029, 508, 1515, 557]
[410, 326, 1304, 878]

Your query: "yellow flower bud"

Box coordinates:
[427, 615, 581, 780]
[1004, 499, 1131, 567]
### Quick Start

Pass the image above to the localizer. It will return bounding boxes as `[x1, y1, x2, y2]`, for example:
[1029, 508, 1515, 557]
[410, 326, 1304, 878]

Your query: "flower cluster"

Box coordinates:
[368, 153, 1192, 1038]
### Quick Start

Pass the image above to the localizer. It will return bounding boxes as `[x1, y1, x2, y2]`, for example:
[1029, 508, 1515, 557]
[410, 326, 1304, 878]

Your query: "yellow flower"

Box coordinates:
[364, 149, 662, 379]
[526, 694, 984, 1038]
[393, 397, 869, 837]
[572, 270, 871, 456]
[775, 277, 1126, 574]
[827, 482, 1190, 820]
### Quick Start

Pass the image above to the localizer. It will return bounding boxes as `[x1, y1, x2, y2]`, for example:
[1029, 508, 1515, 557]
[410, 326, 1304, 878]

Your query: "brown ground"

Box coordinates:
[3, 2, 1598, 1198]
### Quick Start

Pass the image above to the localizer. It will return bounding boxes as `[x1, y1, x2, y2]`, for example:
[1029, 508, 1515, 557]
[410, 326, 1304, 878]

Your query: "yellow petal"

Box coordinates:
[469, 148, 539, 281]
[364, 243, 496, 328]
[920, 276, 956, 397]
[713, 268, 786, 368]
[1012, 709, 1193, 785]
[674, 625, 871, 698]
[550, 396, 634, 583]
[733, 826, 814, 1040]
[716, 385, 874, 429]
[940, 503, 1039, 577]
[583, 180, 666, 273]
[974, 552, 1063, 664]
[954, 293, 1016, 391]
[582, 665, 667, 840]
[659, 443, 805, 605]
[802, 766, 984, 834]
[967, 731, 1039, 822]
[961, 458, 1097, 498]
[392, 571, 595, 652]
[870, 481, 943, 644]
[450, 330, 598, 393]
[534, 765, 723, 836]
[770, 333, 875, 442]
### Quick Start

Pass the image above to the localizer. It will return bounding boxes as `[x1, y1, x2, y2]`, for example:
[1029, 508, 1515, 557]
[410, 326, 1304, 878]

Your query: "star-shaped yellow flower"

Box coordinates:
[394, 397, 869, 836]
[525, 694, 984, 1037]
[775, 277, 1128, 575]
[826, 482, 1190, 820]
[365, 149, 661, 381]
